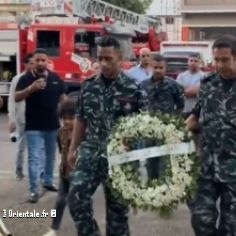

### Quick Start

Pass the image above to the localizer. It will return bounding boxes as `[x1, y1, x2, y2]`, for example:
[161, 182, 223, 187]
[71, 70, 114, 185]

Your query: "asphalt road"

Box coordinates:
[0, 113, 195, 236]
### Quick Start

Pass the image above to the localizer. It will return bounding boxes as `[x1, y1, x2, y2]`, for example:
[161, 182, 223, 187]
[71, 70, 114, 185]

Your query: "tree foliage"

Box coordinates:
[104, 0, 153, 14]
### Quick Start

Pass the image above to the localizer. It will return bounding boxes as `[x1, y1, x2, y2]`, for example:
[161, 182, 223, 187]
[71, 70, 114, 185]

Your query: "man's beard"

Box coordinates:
[35, 67, 46, 74]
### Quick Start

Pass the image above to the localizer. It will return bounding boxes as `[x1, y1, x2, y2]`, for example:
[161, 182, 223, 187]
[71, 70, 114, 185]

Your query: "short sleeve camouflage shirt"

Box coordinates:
[196, 73, 236, 182]
[141, 76, 184, 115]
[77, 72, 148, 150]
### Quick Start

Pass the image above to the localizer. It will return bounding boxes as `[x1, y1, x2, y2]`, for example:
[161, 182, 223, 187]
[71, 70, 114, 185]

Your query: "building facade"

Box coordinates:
[0, 0, 30, 16]
[147, 0, 182, 41]
[181, 0, 236, 40]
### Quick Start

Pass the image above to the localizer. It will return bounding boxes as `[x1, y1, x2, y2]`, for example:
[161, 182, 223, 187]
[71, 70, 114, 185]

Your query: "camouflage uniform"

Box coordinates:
[141, 76, 184, 179]
[141, 76, 184, 115]
[191, 73, 236, 236]
[68, 72, 148, 236]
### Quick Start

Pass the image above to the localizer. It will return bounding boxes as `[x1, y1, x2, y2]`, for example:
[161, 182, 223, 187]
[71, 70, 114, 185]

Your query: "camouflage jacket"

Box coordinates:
[193, 73, 236, 182]
[57, 127, 71, 178]
[141, 76, 184, 115]
[77, 72, 148, 153]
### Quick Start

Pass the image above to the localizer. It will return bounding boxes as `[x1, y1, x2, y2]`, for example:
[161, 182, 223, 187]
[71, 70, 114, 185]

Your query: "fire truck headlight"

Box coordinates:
[65, 73, 72, 79]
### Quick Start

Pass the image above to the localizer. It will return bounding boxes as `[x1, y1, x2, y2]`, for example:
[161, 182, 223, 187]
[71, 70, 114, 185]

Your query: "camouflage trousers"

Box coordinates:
[191, 177, 236, 236]
[68, 149, 129, 236]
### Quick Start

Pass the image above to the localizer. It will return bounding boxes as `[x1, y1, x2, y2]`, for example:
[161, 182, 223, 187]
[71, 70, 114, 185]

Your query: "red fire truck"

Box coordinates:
[0, 0, 164, 105]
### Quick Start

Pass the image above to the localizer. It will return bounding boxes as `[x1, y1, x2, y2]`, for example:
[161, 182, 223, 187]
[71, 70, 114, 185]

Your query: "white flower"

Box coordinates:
[106, 113, 196, 214]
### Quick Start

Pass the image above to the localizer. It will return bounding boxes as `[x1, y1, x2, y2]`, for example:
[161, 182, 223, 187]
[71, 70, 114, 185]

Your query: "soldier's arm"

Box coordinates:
[137, 84, 149, 111]
[69, 119, 86, 154]
[172, 82, 185, 113]
[185, 101, 201, 132]
[67, 86, 87, 169]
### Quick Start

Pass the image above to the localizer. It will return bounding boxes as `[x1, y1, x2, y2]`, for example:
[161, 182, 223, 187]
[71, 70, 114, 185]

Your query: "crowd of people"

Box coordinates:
[0, 34, 236, 236]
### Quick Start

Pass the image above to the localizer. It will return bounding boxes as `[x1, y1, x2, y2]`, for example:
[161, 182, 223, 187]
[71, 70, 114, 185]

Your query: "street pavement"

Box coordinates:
[0, 113, 195, 236]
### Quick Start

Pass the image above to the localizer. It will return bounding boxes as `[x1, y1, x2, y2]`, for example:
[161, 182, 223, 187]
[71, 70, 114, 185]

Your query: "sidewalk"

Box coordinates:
[0, 177, 194, 236]
[0, 113, 194, 236]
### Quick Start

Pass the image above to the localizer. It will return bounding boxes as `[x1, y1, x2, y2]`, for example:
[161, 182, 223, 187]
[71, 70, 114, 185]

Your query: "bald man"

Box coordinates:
[127, 47, 152, 83]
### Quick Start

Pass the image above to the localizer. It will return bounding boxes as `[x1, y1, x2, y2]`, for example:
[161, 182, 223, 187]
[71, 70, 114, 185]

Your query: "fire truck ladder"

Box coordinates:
[73, 0, 160, 32]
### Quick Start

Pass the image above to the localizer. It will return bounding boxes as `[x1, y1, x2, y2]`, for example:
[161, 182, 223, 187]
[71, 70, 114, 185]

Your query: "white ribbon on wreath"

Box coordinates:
[106, 113, 199, 214]
[109, 141, 196, 166]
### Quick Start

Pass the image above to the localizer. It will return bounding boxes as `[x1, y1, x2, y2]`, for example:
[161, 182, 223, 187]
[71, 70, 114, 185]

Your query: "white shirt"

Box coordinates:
[8, 73, 25, 124]
[176, 70, 205, 113]
[126, 65, 152, 83]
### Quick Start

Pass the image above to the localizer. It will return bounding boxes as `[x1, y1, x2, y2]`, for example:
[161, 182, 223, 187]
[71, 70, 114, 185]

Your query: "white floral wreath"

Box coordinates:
[107, 113, 198, 215]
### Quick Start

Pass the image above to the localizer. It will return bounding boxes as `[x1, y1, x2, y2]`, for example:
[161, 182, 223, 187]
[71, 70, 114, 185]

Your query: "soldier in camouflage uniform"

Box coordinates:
[141, 54, 184, 115]
[141, 54, 184, 179]
[187, 35, 236, 236]
[67, 36, 148, 236]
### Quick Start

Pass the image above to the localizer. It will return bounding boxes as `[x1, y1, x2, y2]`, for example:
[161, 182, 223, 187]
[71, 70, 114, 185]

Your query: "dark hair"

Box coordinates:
[24, 53, 33, 64]
[58, 99, 76, 118]
[152, 54, 166, 63]
[97, 36, 121, 50]
[212, 35, 236, 56]
[188, 52, 200, 59]
[33, 48, 48, 56]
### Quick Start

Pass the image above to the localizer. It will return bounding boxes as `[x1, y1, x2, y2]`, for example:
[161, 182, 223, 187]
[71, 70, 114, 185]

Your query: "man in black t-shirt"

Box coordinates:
[15, 48, 65, 203]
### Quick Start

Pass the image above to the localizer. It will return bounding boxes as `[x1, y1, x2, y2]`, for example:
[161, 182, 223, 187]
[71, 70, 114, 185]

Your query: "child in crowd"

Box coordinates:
[43, 98, 77, 236]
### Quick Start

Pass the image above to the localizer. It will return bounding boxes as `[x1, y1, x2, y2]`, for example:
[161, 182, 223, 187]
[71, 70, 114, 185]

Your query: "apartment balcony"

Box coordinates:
[181, 0, 236, 13]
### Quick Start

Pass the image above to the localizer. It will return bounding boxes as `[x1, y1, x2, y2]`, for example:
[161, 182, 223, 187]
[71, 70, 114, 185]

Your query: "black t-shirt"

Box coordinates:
[16, 70, 65, 131]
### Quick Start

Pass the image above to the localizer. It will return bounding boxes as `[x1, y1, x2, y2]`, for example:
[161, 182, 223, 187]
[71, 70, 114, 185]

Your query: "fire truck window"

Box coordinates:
[74, 31, 100, 58]
[37, 31, 60, 57]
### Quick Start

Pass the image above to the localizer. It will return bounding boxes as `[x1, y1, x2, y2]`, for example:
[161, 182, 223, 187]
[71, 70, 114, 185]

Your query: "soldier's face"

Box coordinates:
[213, 47, 236, 79]
[151, 60, 166, 79]
[97, 46, 121, 78]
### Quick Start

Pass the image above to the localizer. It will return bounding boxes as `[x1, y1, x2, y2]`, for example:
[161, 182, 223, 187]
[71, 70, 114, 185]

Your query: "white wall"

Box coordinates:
[160, 16, 182, 41]
[147, 0, 182, 41]
[146, 0, 181, 16]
